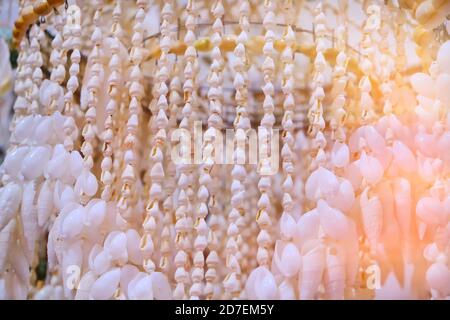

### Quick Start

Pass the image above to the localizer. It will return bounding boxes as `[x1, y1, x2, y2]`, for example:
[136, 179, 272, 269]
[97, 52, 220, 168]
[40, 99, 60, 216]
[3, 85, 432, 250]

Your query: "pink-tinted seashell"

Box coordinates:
[324, 245, 346, 300]
[392, 141, 416, 173]
[0, 219, 16, 273]
[273, 241, 302, 278]
[326, 179, 355, 213]
[0, 183, 22, 230]
[75, 271, 97, 300]
[331, 142, 349, 168]
[360, 187, 383, 254]
[20, 181, 38, 258]
[423, 243, 440, 262]
[416, 197, 445, 226]
[280, 213, 296, 239]
[438, 132, 450, 161]
[294, 209, 320, 249]
[90, 267, 121, 300]
[299, 243, 325, 300]
[85, 200, 106, 227]
[410, 72, 435, 98]
[393, 178, 412, 242]
[245, 266, 278, 300]
[435, 73, 450, 106]
[426, 263, 450, 297]
[317, 199, 349, 240]
[74, 170, 98, 198]
[305, 167, 339, 201]
[345, 160, 363, 191]
[415, 131, 437, 158]
[358, 151, 383, 185]
[437, 40, 450, 75]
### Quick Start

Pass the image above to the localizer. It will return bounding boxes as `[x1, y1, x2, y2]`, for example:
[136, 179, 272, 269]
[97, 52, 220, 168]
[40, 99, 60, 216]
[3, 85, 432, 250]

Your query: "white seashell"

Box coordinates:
[148, 272, 172, 300]
[21, 146, 51, 180]
[3, 146, 29, 177]
[47, 145, 70, 180]
[90, 268, 121, 300]
[69, 151, 84, 179]
[104, 231, 128, 263]
[61, 206, 86, 239]
[360, 187, 383, 254]
[299, 242, 325, 300]
[126, 229, 143, 265]
[0, 219, 16, 273]
[128, 272, 153, 300]
[0, 183, 22, 230]
[10, 241, 30, 284]
[74, 170, 98, 198]
[278, 279, 296, 300]
[75, 271, 97, 300]
[245, 266, 278, 300]
[280, 213, 296, 239]
[85, 200, 106, 227]
[20, 181, 38, 258]
[119, 265, 139, 298]
[273, 241, 302, 278]
[14, 115, 36, 143]
[34, 116, 53, 145]
[317, 199, 349, 240]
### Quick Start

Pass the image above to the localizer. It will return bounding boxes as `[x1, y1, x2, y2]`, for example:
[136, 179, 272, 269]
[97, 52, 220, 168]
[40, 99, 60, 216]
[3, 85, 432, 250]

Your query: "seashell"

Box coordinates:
[85, 200, 106, 227]
[437, 40, 450, 75]
[39, 79, 64, 111]
[278, 279, 296, 300]
[305, 167, 339, 201]
[75, 271, 97, 300]
[20, 181, 38, 258]
[119, 264, 140, 298]
[10, 241, 30, 284]
[0, 183, 22, 230]
[358, 151, 383, 185]
[14, 115, 36, 143]
[104, 231, 128, 264]
[148, 272, 172, 300]
[435, 73, 450, 106]
[324, 244, 346, 300]
[392, 141, 416, 173]
[34, 116, 53, 145]
[360, 187, 383, 254]
[331, 142, 349, 168]
[280, 213, 296, 240]
[21, 146, 51, 180]
[416, 197, 445, 226]
[317, 199, 349, 240]
[393, 178, 412, 242]
[343, 219, 359, 287]
[426, 263, 450, 298]
[410, 72, 435, 98]
[2, 146, 29, 177]
[90, 268, 121, 300]
[0, 219, 16, 273]
[69, 151, 84, 179]
[299, 242, 325, 300]
[245, 266, 278, 300]
[74, 170, 98, 198]
[293, 209, 320, 249]
[58, 185, 76, 211]
[126, 229, 143, 265]
[326, 179, 355, 213]
[438, 132, 450, 161]
[62, 241, 83, 297]
[273, 241, 302, 278]
[345, 160, 363, 191]
[423, 243, 440, 262]
[47, 144, 70, 180]
[61, 205, 86, 239]
[128, 272, 153, 300]
[89, 245, 111, 276]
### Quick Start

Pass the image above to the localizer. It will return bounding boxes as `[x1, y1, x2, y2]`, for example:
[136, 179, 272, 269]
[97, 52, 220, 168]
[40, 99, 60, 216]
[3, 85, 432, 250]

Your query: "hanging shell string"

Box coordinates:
[223, 0, 251, 300]
[101, 1, 122, 203]
[142, 1, 171, 275]
[201, 0, 225, 300]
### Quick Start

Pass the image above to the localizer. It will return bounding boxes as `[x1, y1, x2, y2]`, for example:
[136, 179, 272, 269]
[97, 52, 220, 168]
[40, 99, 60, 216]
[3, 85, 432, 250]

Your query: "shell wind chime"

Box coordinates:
[0, 0, 449, 300]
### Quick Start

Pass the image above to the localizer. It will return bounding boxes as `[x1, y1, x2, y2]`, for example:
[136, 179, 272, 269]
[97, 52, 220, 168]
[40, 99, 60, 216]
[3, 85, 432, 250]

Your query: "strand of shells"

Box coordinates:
[0, 0, 449, 300]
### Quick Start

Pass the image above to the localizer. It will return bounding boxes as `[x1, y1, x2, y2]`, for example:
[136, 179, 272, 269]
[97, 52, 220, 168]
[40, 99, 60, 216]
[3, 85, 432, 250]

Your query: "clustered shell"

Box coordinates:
[0, 0, 449, 300]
